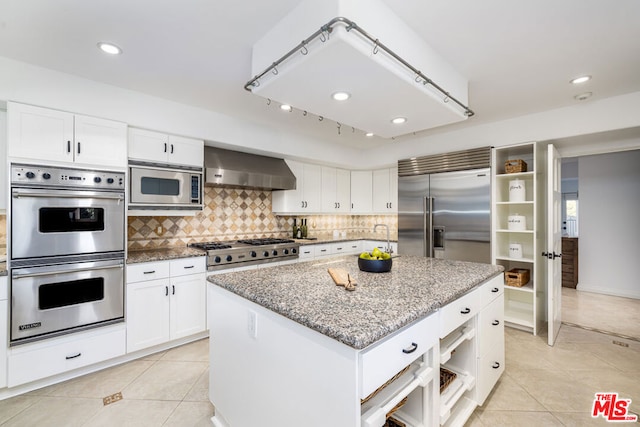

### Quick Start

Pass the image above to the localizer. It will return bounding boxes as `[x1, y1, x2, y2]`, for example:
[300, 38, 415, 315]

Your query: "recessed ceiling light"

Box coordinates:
[574, 92, 592, 101]
[570, 75, 591, 85]
[365, 132, 374, 137]
[391, 117, 407, 125]
[332, 92, 351, 101]
[280, 104, 292, 112]
[97, 42, 122, 55]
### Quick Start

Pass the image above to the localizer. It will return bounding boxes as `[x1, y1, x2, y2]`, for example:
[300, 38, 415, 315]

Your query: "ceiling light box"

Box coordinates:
[246, 0, 472, 138]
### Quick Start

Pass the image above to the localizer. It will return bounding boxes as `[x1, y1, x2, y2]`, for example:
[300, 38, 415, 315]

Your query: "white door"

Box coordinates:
[547, 143, 562, 345]
[335, 168, 351, 213]
[126, 279, 171, 352]
[74, 115, 127, 168]
[170, 274, 206, 340]
[167, 135, 204, 168]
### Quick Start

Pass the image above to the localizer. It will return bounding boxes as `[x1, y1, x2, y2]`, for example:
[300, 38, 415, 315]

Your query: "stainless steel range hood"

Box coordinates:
[204, 147, 296, 191]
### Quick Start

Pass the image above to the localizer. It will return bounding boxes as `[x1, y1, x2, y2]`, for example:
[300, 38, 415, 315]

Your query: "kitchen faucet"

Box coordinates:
[373, 224, 392, 254]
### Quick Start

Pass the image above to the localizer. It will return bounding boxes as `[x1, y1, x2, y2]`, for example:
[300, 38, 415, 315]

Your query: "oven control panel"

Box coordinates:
[11, 164, 125, 190]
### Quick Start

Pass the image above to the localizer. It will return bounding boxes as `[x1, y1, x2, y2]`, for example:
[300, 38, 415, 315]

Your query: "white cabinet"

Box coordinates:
[492, 143, 545, 335]
[7, 102, 127, 168]
[272, 160, 322, 213]
[126, 257, 206, 353]
[0, 276, 7, 388]
[372, 167, 398, 213]
[321, 167, 350, 213]
[0, 111, 6, 211]
[350, 170, 373, 213]
[128, 128, 204, 168]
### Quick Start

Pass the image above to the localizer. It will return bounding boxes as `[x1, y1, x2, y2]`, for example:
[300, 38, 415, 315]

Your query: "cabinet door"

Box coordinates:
[372, 169, 392, 212]
[0, 300, 7, 388]
[389, 167, 398, 213]
[74, 114, 127, 168]
[170, 274, 206, 340]
[0, 111, 6, 210]
[335, 168, 351, 213]
[167, 135, 204, 168]
[350, 171, 372, 213]
[321, 166, 337, 212]
[7, 102, 74, 162]
[126, 278, 171, 352]
[302, 163, 322, 212]
[128, 128, 168, 164]
[272, 160, 304, 213]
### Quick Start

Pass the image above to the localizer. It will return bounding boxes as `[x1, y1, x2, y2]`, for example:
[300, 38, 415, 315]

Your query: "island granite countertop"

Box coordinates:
[208, 255, 503, 350]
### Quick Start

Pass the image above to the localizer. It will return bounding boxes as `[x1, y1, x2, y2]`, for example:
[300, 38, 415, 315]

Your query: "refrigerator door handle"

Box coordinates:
[433, 226, 445, 250]
[425, 197, 434, 257]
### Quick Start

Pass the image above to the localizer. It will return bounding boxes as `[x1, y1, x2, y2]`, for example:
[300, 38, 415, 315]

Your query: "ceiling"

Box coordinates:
[0, 0, 639, 149]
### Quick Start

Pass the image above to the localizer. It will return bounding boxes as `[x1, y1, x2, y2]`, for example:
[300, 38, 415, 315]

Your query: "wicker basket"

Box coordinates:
[505, 159, 527, 173]
[440, 367, 457, 393]
[506, 268, 530, 287]
[384, 417, 407, 427]
[361, 365, 410, 405]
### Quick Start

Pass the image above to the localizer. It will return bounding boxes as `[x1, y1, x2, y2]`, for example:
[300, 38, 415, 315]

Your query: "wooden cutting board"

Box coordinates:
[328, 268, 357, 290]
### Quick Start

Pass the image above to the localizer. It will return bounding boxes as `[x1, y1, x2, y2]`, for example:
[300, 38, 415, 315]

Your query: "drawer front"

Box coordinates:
[314, 244, 332, 258]
[439, 287, 481, 338]
[478, 296, 504, 356]
[298, 245, 314, 260]
[360, 313, 438, 399]
[8, 326, 126, 387]
[346, 241, 362, 254]
[479, 274, 504, 307]
[170, 256, 206, 277]
[127, 261, 170, 283]
[476, 336, 505, 405]
[330, 242, 348, 255]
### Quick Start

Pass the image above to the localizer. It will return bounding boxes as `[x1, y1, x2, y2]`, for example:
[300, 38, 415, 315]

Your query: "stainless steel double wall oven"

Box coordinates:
[10, 164, 126, 345]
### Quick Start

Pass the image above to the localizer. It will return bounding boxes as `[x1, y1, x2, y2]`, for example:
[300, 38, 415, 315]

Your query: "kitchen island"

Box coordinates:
[207, 255, 504, 427]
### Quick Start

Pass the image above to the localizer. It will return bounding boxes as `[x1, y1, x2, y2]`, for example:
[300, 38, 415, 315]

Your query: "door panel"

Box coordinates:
[547, 144, 562, 345]
[398, 175, 429, 256]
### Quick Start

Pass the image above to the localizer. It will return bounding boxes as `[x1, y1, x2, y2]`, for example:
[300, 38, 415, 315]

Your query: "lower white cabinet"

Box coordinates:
[0, 276, 8, 388]
[126, 257, 206, 353]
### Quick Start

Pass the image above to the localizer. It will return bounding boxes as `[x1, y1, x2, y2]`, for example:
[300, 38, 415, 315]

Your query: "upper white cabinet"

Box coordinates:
[0, 111, 6, 211]
[128, 128, 203, 168]
[7, 102, 127, 168]
[321, 166, 350, 213]
[372, 167, 398, 213]
[350, 170, 373, 213]
[272, 160, 321, 213]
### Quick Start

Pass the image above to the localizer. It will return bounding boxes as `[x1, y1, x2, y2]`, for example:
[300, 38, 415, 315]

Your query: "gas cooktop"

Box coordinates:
[188, 238, 300, 271]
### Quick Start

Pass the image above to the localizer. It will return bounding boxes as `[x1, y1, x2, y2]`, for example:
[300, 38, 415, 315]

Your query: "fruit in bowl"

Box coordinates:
[358, 248, 392, 272]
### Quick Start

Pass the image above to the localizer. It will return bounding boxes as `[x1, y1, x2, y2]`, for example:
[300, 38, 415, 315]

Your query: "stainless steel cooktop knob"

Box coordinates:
[94, 177, 102, 183]
[272, 250, 278, 256]
[25, 171, 35, 179]
[214, 256, 222, 263]
[250, 251, 257, 258]
[263, 251, 269, 257]
[42, 172, 51, 180]
[283, 249, 289, 255]
[291, 248, 297, 254]
[226, 255, 233, 262]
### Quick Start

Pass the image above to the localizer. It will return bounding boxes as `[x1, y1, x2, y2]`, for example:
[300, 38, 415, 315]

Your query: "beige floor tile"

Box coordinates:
[122, 360, 208, 401]
[565, 368, 640, 409]
[552, 411, 627, 426]
[160, 338, 209, 362]
[139, 349, 168, 361]
[38, 360, 155, 398]
[184, 367, 210, 402]
[580, 342, 640, 374]
[475, 410, 564, 426]
[0, 395, 41, 424]
[162, 401, 215, 427]
[463, 411, 485, 426]
[1, 396, 103, 427]
[479, 373, 546, 412]
[83, 399, 178, 427]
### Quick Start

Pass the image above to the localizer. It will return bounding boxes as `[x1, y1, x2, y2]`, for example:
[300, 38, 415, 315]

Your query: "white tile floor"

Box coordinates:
[0, 292, 639, 426]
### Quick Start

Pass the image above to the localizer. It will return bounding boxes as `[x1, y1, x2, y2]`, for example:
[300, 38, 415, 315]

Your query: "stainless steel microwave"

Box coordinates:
[129, 164, 202, 210]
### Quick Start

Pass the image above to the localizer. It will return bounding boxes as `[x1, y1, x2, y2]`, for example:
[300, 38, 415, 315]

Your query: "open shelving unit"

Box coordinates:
[492, 143, 546, 335]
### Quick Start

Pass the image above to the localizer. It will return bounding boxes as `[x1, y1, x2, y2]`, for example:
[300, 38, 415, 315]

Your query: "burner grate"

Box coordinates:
[237, 238, 295, 246]
[189, 242, 233, 250]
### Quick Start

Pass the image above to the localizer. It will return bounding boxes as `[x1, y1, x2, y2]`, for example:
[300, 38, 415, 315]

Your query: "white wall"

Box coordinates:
[578, 149, 640, 299]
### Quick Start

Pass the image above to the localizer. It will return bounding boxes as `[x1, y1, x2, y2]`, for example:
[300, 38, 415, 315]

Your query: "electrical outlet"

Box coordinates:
[156, 226, 163, 234]
[248, 311, 258, 339]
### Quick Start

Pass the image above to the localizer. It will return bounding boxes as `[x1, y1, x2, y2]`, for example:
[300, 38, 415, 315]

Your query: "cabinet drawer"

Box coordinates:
[476, 336, 505, 406]
[170, 257, 206, 277]
[314, 244, 332, 258]
[479, 274, 504, 307]
[477, 296, 504, 356]
[360, 313, 438, 399]
[439, 287, 481, 338]
[345, 241, 362, 254]
[127, 261, 170, 283]
[330, 242, 348, 255]
[8, 326, 126, 387]
[298, 246, 314, 260]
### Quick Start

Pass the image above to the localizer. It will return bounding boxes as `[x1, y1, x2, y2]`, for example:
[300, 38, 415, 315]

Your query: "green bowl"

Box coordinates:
[358, 257, 392, 273]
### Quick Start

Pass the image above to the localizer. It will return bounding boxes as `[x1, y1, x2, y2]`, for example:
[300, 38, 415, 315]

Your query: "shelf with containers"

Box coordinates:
[492, 142, 545, 335]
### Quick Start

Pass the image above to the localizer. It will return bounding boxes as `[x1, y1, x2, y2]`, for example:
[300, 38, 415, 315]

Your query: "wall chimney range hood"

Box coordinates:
[246, 0, 472, 139]
[204, 147, 296, 191]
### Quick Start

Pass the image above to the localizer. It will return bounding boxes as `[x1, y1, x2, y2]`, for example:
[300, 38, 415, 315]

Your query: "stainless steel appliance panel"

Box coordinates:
[129, 166, 201, 207]
[11, 259, 124, 343]
[398, 175, 430, 257]
[11, 188, 125, 259]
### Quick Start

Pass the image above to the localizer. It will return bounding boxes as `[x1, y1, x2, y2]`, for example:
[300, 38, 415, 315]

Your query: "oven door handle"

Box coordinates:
[12, 262, 124, 279]
[12, 189, 124, 201]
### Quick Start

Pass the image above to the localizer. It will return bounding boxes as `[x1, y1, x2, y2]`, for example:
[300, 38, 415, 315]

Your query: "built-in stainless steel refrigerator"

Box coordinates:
[398, 148, 491, 263]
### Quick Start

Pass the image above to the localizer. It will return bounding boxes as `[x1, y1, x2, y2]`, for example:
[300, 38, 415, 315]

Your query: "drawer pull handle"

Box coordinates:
[492, 320, 500, 326]
[143, 270, 156, 274]
[66, 353, 82, 360]
[183, 265, 195, 269]
[460, 308, 471, 314]
[492, 362, 501, 369]
[172, 285, 175, 295]
[402, 342, 418, 354]
[491, 287, 499, 293]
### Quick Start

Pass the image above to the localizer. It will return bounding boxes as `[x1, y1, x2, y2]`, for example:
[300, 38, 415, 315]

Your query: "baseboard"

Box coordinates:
[576, 283, 640, 300]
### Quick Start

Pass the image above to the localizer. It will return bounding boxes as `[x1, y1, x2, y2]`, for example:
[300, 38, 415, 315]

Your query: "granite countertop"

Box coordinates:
[208, 255, 503, 350]
[293, 232, 398, 245]
[127, 247, 205, 264]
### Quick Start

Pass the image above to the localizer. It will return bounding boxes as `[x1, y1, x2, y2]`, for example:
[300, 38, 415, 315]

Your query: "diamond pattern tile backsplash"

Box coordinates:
[128, 187, 397, 250]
